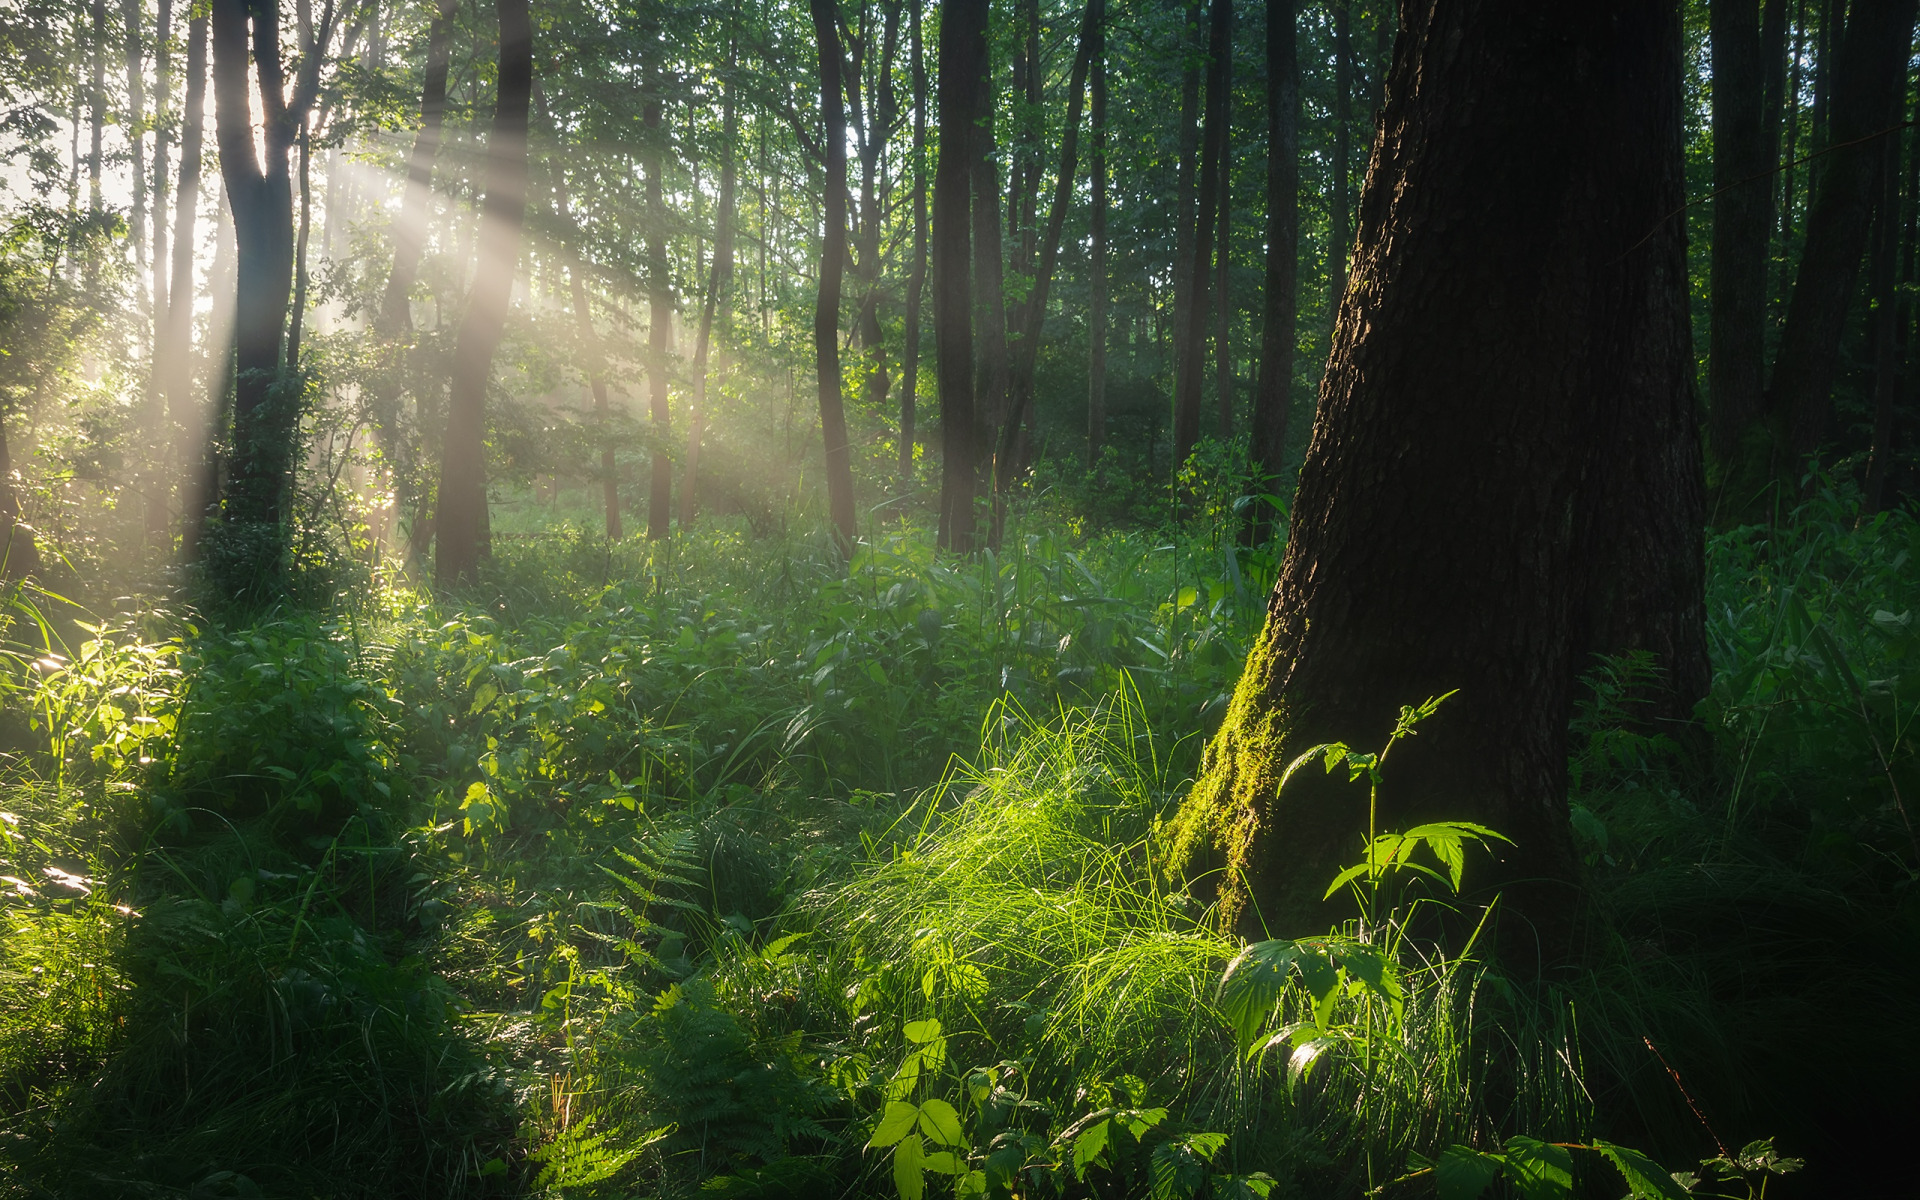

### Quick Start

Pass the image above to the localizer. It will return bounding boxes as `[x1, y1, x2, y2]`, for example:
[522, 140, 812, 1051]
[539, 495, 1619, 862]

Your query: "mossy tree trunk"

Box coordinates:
[1167, 0, 1706, 958]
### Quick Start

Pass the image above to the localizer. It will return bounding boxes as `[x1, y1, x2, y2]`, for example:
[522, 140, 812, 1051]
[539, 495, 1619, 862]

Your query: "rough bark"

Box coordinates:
[1708, 0, 1778, 480]
[811, 0, 859, 557]
[901, 0, 928, 482]
[1248, 0, 1298, 543]
[1167, 0, 1704, 957]
[1768, 0, 1918, 474]
[1173, 0, 1230, 471]
[643, 95, 673, 540]
[434, 0, 532, 587]
[935, 0, 986, 552]
[1086, 0, 1107, 464]
[686, 59, 738, 529]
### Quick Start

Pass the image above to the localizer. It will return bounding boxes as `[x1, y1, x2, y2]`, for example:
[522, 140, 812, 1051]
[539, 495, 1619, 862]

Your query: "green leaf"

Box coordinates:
[870, 1101, 920, 1148]
[917, 1098, 963, 1147]
[1591, 1140, 1692, 1199]
[891, 1133, 926, 1200]
[1503, 1135, 1574, 1200]
[921, 1151, 966, 1175]
[1072, 1119, 1111, 1178]
[903, 1017, 942, 1044]
[1287, 1036, 1334, 1087]
[1218, 940, 1297, 1055]
[1321, 862, 1371, 901]
[1185, 1131, 1228, 1161]
[1435, 1146, 1504, 1200]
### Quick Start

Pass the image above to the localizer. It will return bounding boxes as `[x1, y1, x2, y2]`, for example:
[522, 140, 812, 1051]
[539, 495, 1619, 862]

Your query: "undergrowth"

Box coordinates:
[0, 485, 1912, 1197]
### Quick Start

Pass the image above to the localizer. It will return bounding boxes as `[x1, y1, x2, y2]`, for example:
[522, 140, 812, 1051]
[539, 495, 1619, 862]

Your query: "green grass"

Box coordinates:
[0, 484, 1914, 1197]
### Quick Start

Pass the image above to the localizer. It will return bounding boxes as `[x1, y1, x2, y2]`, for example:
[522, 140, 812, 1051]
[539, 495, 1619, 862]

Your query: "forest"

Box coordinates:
[0, 0, 1914, 1195]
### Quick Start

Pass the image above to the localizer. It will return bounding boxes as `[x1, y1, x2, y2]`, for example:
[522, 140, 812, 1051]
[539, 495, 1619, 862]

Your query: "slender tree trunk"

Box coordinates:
[286, 121, 314, 366]
[1775, 0, 1805, 313]
[1007, 0, 1042, 333]
[1707, 0, 1773, 471]
[169, 12, 208, 558]
[1864, 130, 1901, 513]
[1174, 0, 1230, 472]
[210, 0, 301, 592]
[145, 0, 175, 546]
[992, 0, 1097, 540]
[1169, 0, 1704, 953]
[1248, 0, 1298, 542]
[972, 98, 1010, 465]
[434, 0, 532, 586]
[1171, 0, 1201, 461]
[811, 0, 858, 557]
[568, 261, 621, 539]
[1087, 0, 1107, 464]
[377, 0, 454, 338]
[1214, 77, 1232, 438]
[89, 0, 105, 212]
[121, 0, 147, 279]
[643, 95, 673, 540]
[686, 59, 738, 529]
[0, 415, 39, 579]
[1767, 0, 1919, 478]
[902, 0, 929, 483]
[1331, 0, 1351, 308]
[935, 0, 987, 552]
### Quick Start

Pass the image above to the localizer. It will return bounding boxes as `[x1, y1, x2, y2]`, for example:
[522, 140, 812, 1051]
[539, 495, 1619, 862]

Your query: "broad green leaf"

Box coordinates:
[903, 1018, 942, 1044]
[1503, 1135, 1574, 1200]
[1119, 1106, 1169, 1139]
[886, 1054, 922, 1102]
[1591, 1140, 1691, 1199]
[1287, 1036, 1334, 1086]
[1072, 1119, 1111, 1178]
[917, 1098, 963, 1146]
[1321, 862, 1371, 901]
[956, 1170, 988, 1198]
[921, 1151, 966, 1175]
[1186, 1131, 1228, 1161]
[1218, 940, 1297, 1054]
[869, 1101, 919, 1148]
[1435, 1145, 1504, 1200]
[892, 1133, 926, 1200]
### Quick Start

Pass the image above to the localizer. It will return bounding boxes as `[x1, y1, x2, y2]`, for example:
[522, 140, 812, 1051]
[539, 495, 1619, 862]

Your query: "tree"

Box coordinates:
[435, 0, 533, 587]
[1707, 0, 1777, 473]
[643, 92, 672, 541]
[934, 0, 987, 552]
[1173, 0, 1230, 473]
[1167, 0, 1705, 952]
[685, 36, 738, 529]
[810, 0, 858, 556]
[1247, 0, 1298, 544]
[900, 0, 928, 483]
[208, 0, 340, 595]
[1758, 0, 1919, 491]
[1086, 0, 1107, 463]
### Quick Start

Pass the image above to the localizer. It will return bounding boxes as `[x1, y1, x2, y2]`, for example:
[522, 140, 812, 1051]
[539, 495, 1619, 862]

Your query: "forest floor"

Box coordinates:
[0, 488, 1915, 1199]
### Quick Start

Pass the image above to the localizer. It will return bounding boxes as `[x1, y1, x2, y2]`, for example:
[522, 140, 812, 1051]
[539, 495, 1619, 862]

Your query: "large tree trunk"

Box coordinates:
[901, 0, 928, 483]
[934, 0, 986, 552]
[169, 13, 209, 559]
[1173, 0, 1230, 472]
[1167, 0, 1704, 954]
[686, 57, 738, 529]
[811, 0, 858, 557]
[1708, 0, 1773, 473]
[120, 0, 148, 278]
[1086, 0, 1107, 464]
[210, 0, 300, 593]
[1766, 0, 1918, 478]
[434, 0, 532, 587]
[643, 95, 673, 540]
[1247, 0, 1298, 544]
